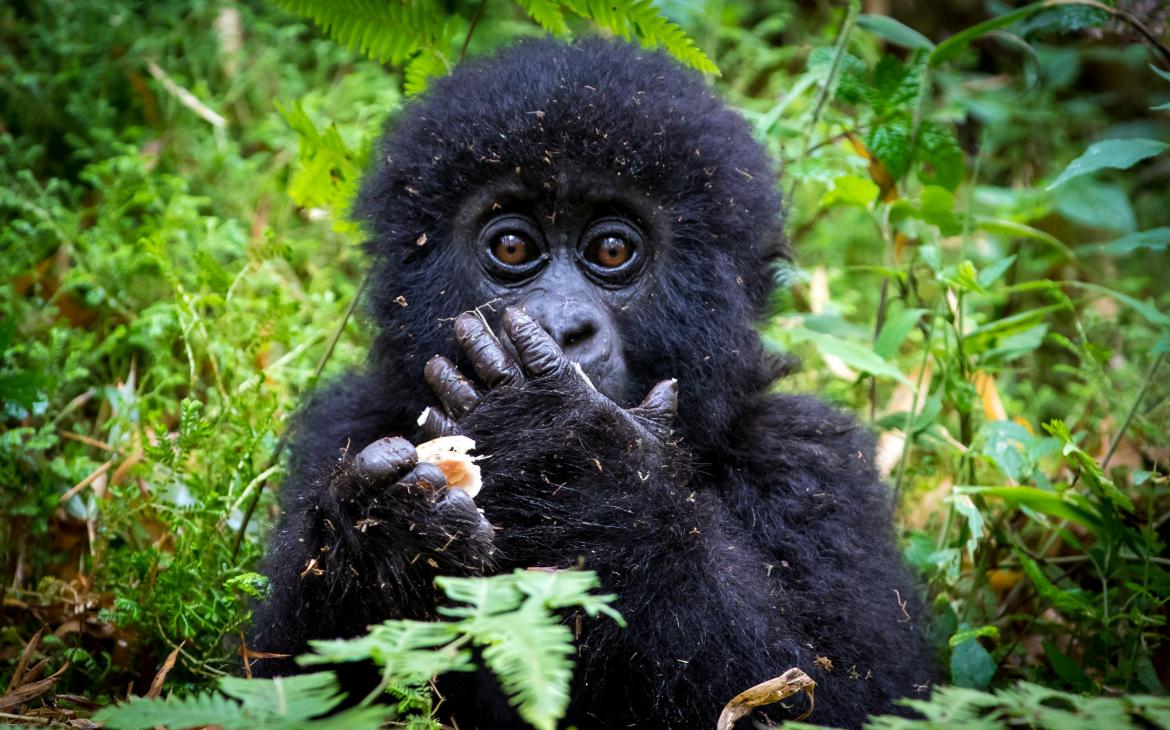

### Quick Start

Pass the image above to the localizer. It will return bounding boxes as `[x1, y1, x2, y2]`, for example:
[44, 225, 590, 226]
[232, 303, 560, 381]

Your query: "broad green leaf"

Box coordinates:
[822, 175, 880, 208]
[949, 494, 985, 559]
[951, 639, 997, 690]
[1075, 227, 1170, 256]
[857, 14, 934, 50]
[1044, 641, 1092, 691]
[929, 3, 1047, 66]
[874, 307, 927, 359]
[1053, 180, 1136, 233]
[976, 218, 1076, 260]
[1064, 281, 1170, 327]
[866, 120, 913, 179]
[956, 486, 1103, 534]
[949, 625, 1000, 648]
[976, 255, 1017, 288]
[1047, 138, 1169, 189]
[785, 329, 913, 385]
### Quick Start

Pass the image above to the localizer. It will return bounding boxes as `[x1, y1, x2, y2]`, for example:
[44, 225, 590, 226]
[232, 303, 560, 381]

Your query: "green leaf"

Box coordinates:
[1047, 138, 1169, 189]
[821, 175, 880, 208]
[976, 218, 1075, 260]
[976, 255, 1017, 288]
[476, 607, 576, 730]
[517, 0, 571, 35]
[1075, 227, 1170, 256]
[866, 120, 912, 179]
[784, 328, 913, 385]
[561, 0, 719, 75]
[1044, 641, 1092, 691]
[1053, 180, 1136, 233]
[272, 0, 446, 65]
[1064, 281, 1170, 327]
[404, 50, 449, 97]
[94, 672, 386, 730]
[956, 486, 1103, 534]
[874, 307, 927, 359]
[951, 639, 996, 690]
[949, 625, 1000, 648]
[857, 14, 934, 50]
[917, 122, 965, 191]
[1152, 64, 1170, 83]
[1019, 555, 1097, 617]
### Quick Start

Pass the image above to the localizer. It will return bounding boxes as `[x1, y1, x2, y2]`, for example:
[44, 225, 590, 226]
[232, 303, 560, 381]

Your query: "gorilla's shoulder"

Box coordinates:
[727, 391, 884, 491]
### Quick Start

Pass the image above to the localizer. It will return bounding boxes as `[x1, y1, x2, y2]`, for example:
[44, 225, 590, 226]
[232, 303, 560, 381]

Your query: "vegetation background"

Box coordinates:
[2, 0, 1169, 727]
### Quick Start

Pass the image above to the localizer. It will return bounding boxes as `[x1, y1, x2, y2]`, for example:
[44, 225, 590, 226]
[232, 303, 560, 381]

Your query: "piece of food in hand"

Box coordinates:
[414, 433, 483, 498]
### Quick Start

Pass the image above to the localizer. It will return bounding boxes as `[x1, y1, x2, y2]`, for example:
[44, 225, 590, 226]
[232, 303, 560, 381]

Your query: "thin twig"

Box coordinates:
[230, 271, 371, 559]
[460, 0, 487, 62]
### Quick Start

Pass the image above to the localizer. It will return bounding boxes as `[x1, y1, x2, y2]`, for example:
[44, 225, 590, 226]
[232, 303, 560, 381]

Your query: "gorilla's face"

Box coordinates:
[453, 176, 665, 404]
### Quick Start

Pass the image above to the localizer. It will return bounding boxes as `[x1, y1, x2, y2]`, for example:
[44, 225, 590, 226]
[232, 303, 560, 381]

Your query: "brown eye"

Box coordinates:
[587, 235, 630, 268]
[492, 233, 534, 266]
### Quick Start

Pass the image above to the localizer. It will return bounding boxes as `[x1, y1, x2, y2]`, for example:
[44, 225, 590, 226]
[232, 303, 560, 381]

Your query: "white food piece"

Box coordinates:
[414, 434, 483, 498]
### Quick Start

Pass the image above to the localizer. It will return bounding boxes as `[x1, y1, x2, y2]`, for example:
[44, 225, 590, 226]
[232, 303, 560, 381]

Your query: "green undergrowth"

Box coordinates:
[2, 0, 1168, 727]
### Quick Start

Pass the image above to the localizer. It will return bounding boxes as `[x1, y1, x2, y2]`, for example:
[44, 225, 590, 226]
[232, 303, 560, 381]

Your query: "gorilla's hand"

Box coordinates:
[422, 307, 677, 469]
[330, 436, 493, 570]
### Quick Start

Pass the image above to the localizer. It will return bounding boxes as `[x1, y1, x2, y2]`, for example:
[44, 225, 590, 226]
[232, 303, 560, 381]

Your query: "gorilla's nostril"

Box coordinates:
[562, 321, 598, 349]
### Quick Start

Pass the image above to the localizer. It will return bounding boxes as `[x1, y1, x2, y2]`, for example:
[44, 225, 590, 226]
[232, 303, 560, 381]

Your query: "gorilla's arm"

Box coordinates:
[428, 310, 931, 727]
[246, 375, 493, 677]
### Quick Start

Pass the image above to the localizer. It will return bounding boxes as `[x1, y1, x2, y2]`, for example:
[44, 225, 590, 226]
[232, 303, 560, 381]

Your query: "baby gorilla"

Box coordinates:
[249, 37, 935, 729]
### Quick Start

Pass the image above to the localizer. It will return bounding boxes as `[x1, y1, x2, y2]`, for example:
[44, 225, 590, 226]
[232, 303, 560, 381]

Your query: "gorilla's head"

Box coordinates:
[356, 38, 789, 450]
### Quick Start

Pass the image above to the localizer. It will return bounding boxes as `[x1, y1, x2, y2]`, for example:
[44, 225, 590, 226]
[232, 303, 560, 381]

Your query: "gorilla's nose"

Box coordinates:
[521, 299, 607, 361]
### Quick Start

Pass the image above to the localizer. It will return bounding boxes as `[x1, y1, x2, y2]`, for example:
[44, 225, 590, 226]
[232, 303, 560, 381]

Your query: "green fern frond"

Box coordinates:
[94, 692, 245, 730]
[517, 0, 571, 36]
[562, 0, 719, 75]
[272, 0, 445, 65]
[303, 619, 471, 682]
[476, 606, 577, 730]
[93, 672, 388, 730]
[404, 48, 451, 96]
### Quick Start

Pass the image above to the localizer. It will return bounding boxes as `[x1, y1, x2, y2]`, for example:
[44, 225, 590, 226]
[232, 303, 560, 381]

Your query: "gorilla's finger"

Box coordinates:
[501, 307, 567, 377]
[419, 406, 461, 439]
[355, 437, 417, 481]
[454, 313, 522, 388]
[438, 487, 494, 535]
[396, 462, 448, 491]
[631, 379, 678, 435]
[425, 355, 481, 416]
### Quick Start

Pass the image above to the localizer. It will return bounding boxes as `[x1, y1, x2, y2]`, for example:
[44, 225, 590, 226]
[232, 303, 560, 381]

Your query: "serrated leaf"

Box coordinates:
[917, 122, 965, 190]
[562, 0, 719, 75]
[517, 0, 571, 35]
[866, 121, 912, 179]
[1047, 138, 1169, 189]
[404, 50, 449, 96]
[857, 14, 934, 50]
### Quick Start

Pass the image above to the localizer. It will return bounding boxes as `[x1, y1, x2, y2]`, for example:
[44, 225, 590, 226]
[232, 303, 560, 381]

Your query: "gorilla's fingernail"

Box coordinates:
[356, 436, 417, 478]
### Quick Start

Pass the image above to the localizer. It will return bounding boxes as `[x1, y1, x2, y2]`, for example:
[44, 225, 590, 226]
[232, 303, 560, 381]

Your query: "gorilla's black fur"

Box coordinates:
[249, 38, 935, 728]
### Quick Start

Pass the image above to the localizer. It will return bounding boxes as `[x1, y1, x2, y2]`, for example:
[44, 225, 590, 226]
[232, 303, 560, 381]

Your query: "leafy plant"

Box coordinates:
[95, 570, 622, 730]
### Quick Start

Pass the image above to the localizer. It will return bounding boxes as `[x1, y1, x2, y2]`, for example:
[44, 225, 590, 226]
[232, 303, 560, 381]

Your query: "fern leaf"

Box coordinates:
[474, 606, 577, 730]
[271, 0, 445, 65]
[303, 619, 471, 682]
[93, 693, 246, 730]
[562, 0, 719, 75]
[404, 49, 450, 96]
[517, 0, 571, 36]
[95, 672, 387, 730]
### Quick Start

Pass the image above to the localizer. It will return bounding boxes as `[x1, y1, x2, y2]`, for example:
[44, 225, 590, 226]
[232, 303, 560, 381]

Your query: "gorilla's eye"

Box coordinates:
[586, 236, 630, 268]
[480, 215, 546, 279]
[492, 233, 536, 266]
[579, 218, 643, 282]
